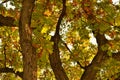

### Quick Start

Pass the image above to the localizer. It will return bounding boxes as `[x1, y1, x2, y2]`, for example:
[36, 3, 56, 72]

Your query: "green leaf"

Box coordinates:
[107, 51, 112, 56]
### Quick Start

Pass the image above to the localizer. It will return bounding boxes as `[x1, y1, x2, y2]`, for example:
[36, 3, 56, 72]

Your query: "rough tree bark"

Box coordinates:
[19, 0, 37, 80]
[49, 0, 69, 80]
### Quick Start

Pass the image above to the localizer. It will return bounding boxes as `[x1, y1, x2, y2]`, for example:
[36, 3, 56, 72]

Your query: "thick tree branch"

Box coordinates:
[54, 0, 66, 36]
[0, 14, 15, 27]
[102, 51, 120, 61]
[0, 67, 23, 78]
[81, 31, 120, 80]
[81, 32, 108, 80]
[49, 0, 69, 80]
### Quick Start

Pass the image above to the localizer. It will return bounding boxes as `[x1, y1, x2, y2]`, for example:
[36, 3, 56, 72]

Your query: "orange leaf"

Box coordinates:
[44, 9, 52, 16]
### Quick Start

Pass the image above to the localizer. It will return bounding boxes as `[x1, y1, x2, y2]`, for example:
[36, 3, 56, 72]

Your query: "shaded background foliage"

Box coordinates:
[0, 0, 120, 80]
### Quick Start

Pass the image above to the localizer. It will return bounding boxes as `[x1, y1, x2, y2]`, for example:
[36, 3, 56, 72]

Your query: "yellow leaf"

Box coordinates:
[115, 16, 120, 26]
[41, 26, 49, 34]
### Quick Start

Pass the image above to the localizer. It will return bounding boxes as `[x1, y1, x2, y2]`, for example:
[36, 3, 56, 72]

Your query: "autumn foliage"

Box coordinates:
[0, 0, 120, 80]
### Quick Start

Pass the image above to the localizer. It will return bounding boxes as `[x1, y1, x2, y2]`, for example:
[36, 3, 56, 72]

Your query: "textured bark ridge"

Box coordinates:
[18, 0, 37, 80]
[49, 0, 69, 80]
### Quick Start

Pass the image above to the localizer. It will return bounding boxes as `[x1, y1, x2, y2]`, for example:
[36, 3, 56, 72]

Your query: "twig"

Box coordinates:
[62, 41, 72, 54]
[0, 0, 9, 4]
[62, 41, 85, 69]
[77, 61, 86, 69]
[3, 44, 7, 67]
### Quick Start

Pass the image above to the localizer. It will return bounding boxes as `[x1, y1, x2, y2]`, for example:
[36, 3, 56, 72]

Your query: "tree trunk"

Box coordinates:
[19, 0, 37, 80]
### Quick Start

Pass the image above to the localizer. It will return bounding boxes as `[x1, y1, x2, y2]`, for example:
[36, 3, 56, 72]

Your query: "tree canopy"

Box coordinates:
[0, 0, 120, 80]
